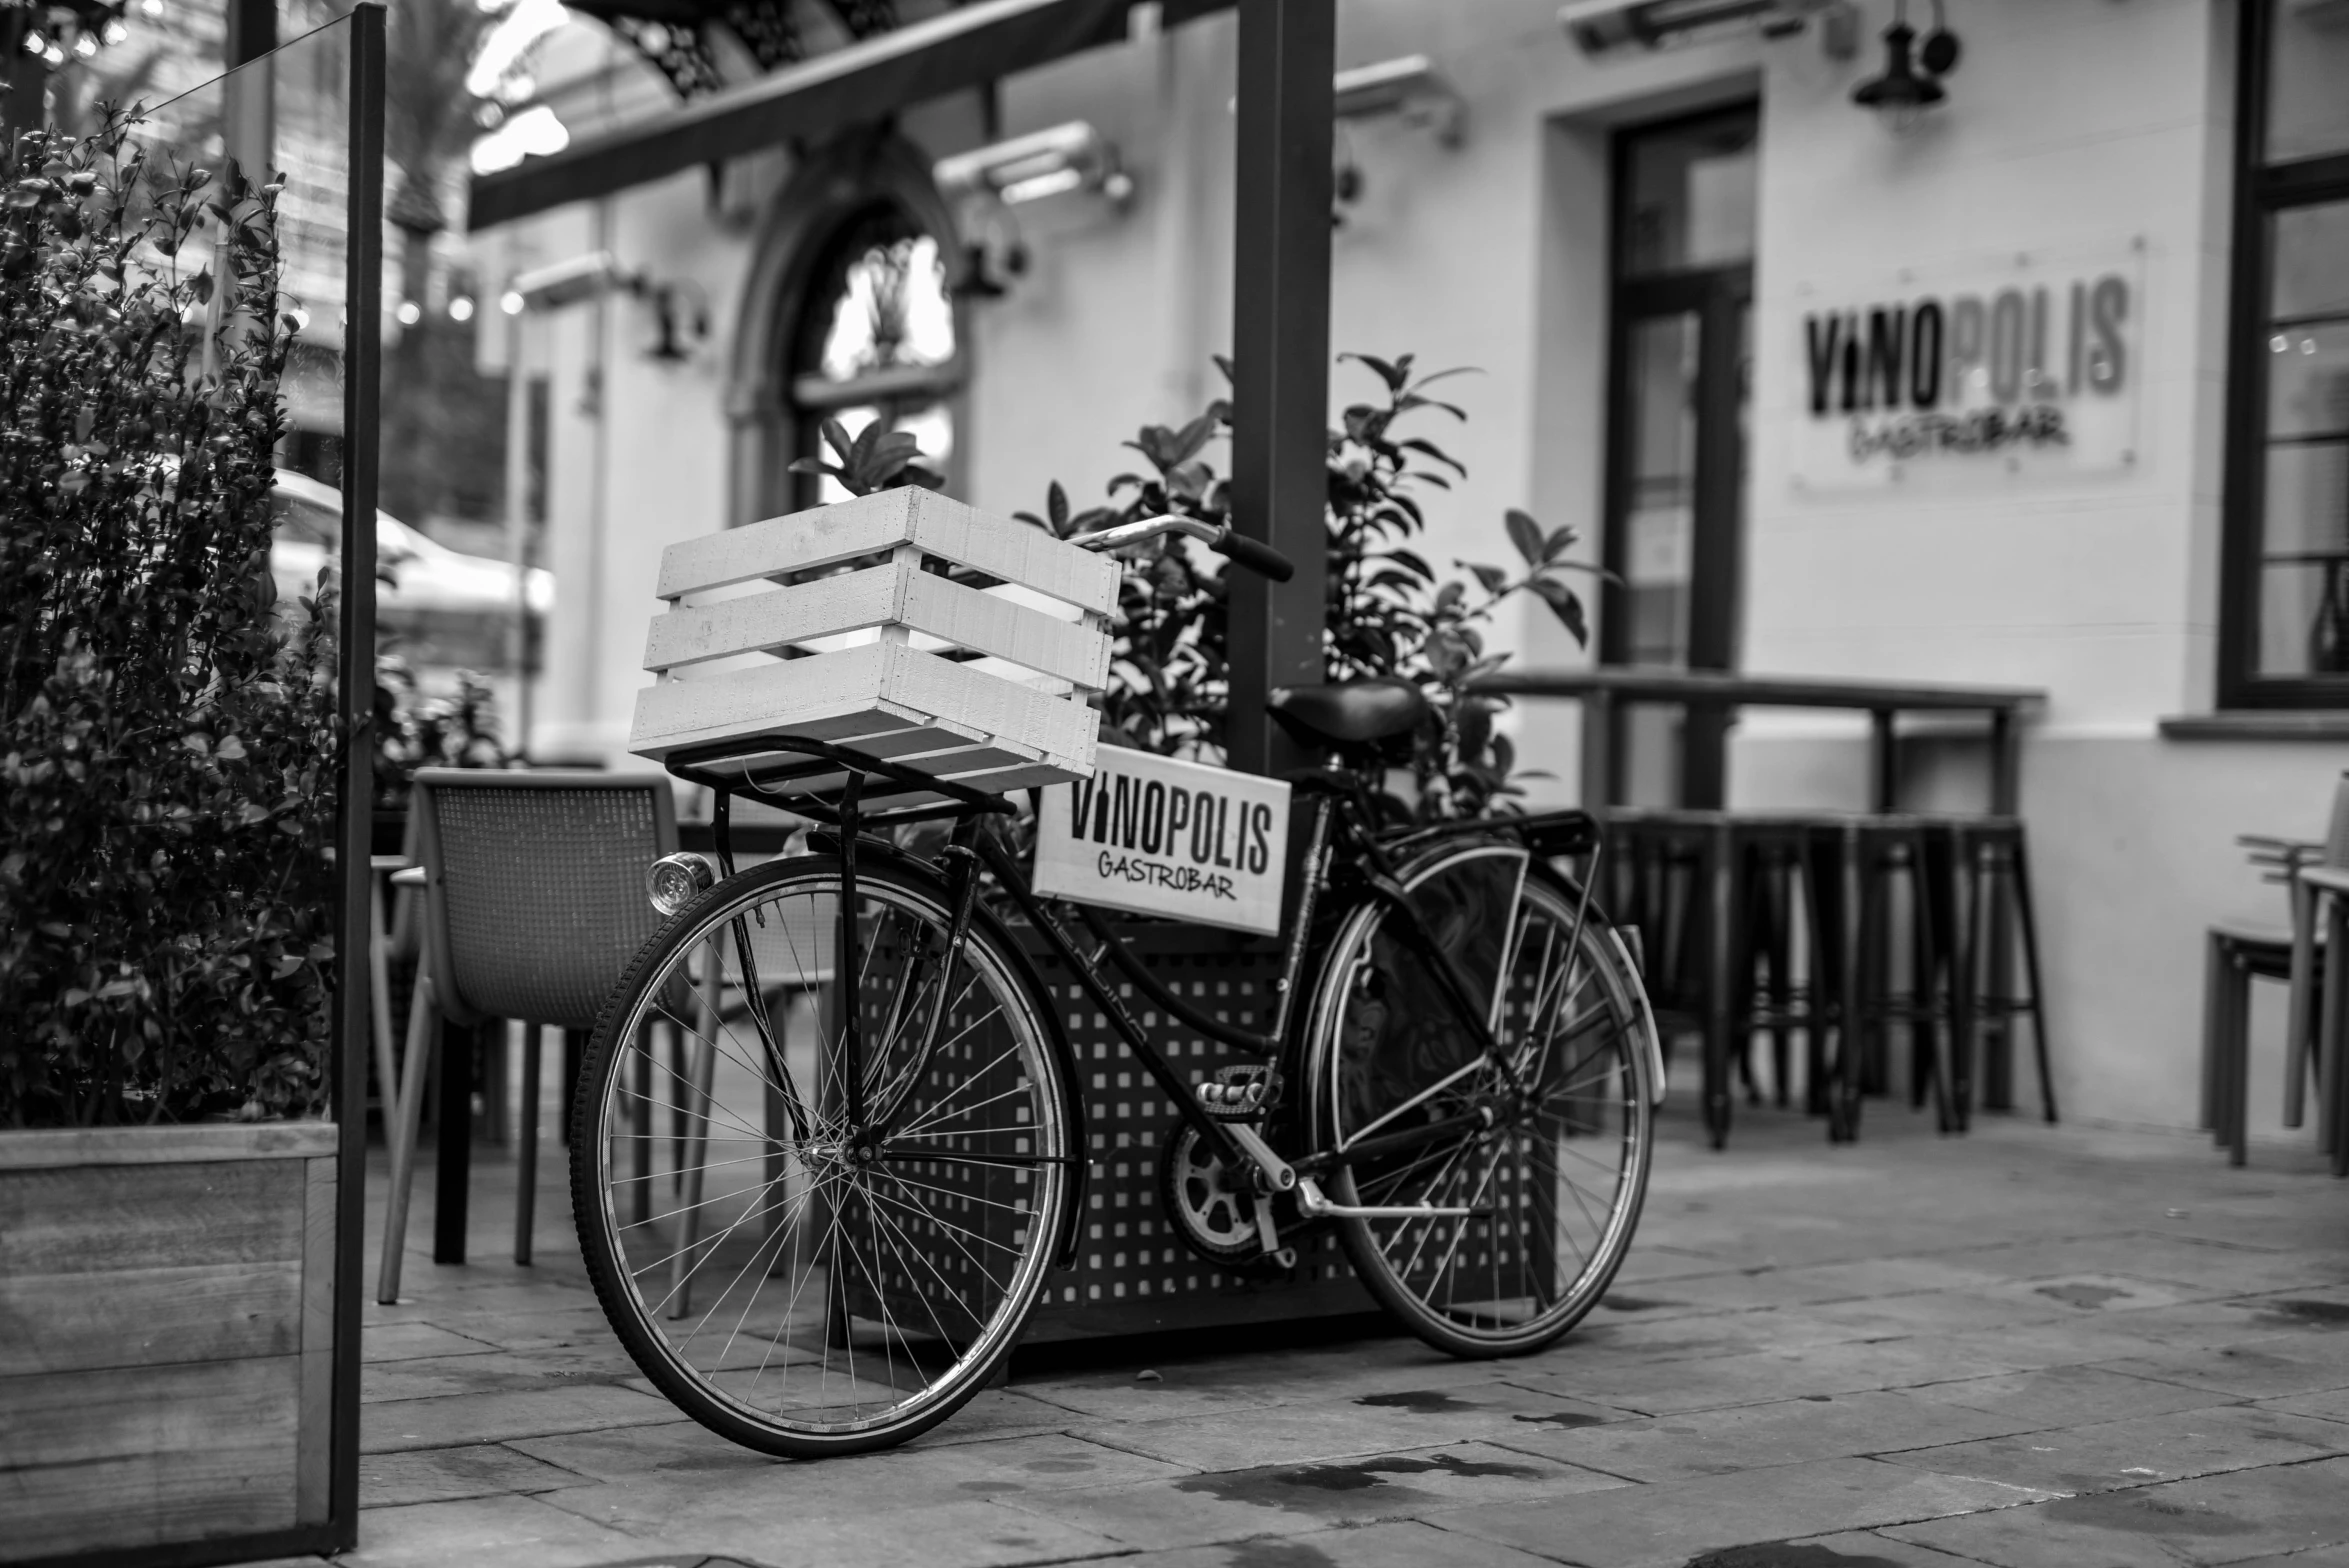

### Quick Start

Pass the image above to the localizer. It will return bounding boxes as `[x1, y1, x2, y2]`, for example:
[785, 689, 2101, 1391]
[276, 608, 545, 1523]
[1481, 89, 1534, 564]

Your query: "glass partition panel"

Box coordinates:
[0, 14, 373, 1130]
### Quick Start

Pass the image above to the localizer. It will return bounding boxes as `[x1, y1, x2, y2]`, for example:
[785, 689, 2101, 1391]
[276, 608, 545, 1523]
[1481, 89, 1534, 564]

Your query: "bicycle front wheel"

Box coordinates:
[1302, 845, 1656, 1358]
[570, 854, 1075, 1457]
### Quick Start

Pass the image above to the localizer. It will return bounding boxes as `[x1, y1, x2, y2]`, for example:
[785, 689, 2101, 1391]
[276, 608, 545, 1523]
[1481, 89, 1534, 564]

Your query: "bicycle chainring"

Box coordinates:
[1158, 1124, 1267, 1266]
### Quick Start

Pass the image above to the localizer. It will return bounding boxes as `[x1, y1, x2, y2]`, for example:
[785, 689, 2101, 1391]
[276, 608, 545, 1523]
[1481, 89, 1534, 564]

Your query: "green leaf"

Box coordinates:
[1340, 351, 1406, 392]
[1530, 576, 1588, 646]
[1464, 562, 1510, 596]
[1504, 509, 1543, 568]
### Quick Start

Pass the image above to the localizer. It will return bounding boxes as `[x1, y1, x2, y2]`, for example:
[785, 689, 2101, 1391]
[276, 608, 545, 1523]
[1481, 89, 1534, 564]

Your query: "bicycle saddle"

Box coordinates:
[1267, 678, 1429, 750]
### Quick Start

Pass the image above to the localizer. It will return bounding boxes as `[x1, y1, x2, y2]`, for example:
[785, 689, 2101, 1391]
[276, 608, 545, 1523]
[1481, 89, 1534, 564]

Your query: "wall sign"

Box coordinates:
[1787, 245, 2145, 490]
[1033, 748, 1292, 937]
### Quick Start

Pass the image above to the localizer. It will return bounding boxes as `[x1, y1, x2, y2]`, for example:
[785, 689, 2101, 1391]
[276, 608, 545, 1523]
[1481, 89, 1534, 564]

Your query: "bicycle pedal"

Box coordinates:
[1195, 1065, 1281, 1122]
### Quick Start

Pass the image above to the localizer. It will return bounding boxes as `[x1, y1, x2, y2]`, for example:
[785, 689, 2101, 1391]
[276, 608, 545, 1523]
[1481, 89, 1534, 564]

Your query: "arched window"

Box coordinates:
[787, 203, 960, 507]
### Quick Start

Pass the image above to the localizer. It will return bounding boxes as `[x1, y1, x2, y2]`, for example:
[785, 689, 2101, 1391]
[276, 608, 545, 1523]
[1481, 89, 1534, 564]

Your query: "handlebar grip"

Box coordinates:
[1211, 527, 1296, 583]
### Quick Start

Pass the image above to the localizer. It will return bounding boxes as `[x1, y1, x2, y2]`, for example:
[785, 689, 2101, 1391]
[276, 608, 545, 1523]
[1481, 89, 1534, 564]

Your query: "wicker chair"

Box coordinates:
[376, 769, 678, 1302]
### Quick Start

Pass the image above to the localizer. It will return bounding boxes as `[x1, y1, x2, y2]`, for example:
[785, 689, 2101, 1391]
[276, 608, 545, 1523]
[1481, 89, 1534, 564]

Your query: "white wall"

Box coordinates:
[496, 0, 2342, 1133]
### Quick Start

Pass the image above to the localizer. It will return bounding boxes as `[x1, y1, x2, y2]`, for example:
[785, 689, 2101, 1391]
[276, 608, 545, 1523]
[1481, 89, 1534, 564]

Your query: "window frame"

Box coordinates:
[1599, 103, 1757, 807]
[785, 199, 966, 512]
[2219, 0, 2349, 708]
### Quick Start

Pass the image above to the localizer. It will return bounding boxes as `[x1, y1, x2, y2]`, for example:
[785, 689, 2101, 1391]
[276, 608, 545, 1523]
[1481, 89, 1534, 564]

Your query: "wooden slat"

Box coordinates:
[630, 641, 1098, 779]
[0, 1358, 299, 1557]
[0, 1122, 337, 1170]
[295, 1347, 331, 1525]
[0, 1159, 304, 1276]
[644, 562, 1109, 690]
[903, 572, 1108, 689]
[300, 1156, 336, 1353]
[0, 1262, 300, 1377]
[654, 488, 1118, 615]
[647, 563, 899, 670]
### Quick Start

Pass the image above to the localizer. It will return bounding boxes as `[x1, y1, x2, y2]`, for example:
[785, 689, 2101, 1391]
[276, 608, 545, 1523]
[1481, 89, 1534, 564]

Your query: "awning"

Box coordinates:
[467, 0, 1232, 231]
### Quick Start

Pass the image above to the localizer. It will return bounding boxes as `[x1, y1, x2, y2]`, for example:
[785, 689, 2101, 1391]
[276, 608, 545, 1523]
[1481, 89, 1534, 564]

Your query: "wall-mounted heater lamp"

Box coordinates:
[935, 121, 1131, 300]
[1332, 54, 1466, 148]
[498, 250, 709, 361]
[1851, 0, 1960, 131]
[933, 121, 1133, 210]
[1560, 0, 1859, 60]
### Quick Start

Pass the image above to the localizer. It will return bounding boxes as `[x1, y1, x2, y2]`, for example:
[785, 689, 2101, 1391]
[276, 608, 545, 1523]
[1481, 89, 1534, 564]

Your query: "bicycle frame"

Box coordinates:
[672, 732, 1609, 1236]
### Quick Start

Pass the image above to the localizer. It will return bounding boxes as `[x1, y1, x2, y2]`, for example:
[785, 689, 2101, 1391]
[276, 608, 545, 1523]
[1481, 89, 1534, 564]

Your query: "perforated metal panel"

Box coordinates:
[841, 921, 1372, 1344]
[1019, 924, 1370, 1342]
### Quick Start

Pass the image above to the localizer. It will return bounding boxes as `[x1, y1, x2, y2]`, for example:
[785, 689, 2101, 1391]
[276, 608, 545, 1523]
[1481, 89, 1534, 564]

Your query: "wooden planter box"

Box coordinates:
[0, 1122, 340, 1565]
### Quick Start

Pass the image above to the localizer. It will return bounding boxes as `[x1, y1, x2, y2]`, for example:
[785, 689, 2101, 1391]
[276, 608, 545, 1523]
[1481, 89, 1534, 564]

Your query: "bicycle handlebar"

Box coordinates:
[1072, 513, 1296, 583]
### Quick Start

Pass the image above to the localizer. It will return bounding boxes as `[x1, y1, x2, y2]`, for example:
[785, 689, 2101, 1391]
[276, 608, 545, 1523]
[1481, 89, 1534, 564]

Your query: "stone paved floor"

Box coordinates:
[309, 1098, 2349, 1568]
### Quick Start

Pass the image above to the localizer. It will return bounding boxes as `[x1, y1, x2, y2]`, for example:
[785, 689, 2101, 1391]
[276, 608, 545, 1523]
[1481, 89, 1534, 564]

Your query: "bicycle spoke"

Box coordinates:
[1318, 860, 1653, 1354]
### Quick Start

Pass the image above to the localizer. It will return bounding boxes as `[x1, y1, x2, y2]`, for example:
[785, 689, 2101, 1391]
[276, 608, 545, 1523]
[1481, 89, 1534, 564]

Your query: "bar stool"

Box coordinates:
[1728, 816, 1837, 1114]
[1603, 809, 1845, 1146]
[1945, 817, 2056, 1127]
[1804, 816, 1960, 1142]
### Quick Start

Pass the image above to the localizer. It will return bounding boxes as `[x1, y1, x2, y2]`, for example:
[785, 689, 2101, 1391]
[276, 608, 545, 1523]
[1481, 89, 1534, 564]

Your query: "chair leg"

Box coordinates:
[2286, 881, 2319, 1130]
[434, 1020, 477, 1266]
[2008, 837, 2058, 1123]
[1732, 843, 1763, 1109]
[1912, 837, 1955, 1134]
[1801, 830, 1841, 1121]
[2225, 957, 2252, 1167]
[368, 874, 398, 1133]
[2323, 899, 2349, 1170]
[1702, 821, 1736, 1151]
[1764, 857, 1795, 1109]
[377, 981, 436, 1305]
[1907, 849, 1933, 1113]
[2202, 933, 2226, 1136]
[1829, 825, 1862, 1141]
[516, 1023, 542, 1266]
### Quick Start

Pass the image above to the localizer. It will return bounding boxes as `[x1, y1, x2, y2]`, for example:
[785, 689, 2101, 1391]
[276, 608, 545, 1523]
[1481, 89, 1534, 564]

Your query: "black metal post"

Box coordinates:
[330, 4, 386, 1549]
[1226, 0, 1333, 777]
[225, 0, 277, 65]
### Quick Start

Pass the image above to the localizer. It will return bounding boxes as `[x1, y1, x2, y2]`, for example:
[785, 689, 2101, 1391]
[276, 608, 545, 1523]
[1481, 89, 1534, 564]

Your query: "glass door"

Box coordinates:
[1602, 107, 1757, 807]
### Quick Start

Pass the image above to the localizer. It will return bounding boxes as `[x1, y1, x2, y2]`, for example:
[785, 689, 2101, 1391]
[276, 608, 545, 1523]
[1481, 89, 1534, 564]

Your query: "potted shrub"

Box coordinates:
[0, 118, 345, 1560]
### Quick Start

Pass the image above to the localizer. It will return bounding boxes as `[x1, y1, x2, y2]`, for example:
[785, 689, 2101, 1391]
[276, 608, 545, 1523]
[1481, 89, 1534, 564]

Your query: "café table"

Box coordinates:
[1471, 669, 2048, 1142]
[1470, 668, 2047, 814]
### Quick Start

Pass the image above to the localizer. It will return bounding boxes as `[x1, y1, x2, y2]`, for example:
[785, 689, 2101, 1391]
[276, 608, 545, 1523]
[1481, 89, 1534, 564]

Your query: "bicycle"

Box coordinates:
[568, 513, 1664, 1458]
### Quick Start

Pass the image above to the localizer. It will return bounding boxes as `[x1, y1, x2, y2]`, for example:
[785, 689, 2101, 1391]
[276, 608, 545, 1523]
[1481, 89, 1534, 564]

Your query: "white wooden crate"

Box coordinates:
[630, 487, 1117, 801]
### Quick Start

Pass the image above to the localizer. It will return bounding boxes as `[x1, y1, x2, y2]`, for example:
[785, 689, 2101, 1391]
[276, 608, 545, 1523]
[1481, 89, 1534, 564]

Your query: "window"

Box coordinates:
[2222, 0, 2349, 706]
[1601, 105, 1757, 806]
[788, 204, 961, 508]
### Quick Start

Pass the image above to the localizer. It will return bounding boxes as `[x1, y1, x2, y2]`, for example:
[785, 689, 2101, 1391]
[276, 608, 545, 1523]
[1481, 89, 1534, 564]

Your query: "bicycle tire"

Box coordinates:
[1301, 843, 1656, 1358]
[569, 853, 1075, 1457]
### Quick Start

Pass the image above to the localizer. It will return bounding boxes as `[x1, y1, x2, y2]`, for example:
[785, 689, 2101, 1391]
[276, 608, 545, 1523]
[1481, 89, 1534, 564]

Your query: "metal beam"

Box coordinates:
[1225, 0, 1333, 776]
[468, 0, 1232, 231]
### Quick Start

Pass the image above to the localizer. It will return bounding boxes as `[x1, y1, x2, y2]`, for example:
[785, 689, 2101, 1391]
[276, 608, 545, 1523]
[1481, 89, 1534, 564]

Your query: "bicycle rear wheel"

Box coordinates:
[1302, 844, 1656, 1358]
[570, 854, 1075, 1457]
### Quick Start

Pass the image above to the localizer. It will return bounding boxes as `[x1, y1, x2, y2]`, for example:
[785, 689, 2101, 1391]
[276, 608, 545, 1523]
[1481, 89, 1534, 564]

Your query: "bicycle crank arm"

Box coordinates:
[1219, 1122, 1297, 1192]
[1294, 1175, 1490, 1222]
